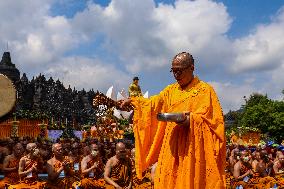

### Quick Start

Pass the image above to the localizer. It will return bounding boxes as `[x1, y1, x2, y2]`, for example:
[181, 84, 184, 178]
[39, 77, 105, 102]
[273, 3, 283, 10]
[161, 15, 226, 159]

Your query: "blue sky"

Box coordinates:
[0, 0, 284, 113]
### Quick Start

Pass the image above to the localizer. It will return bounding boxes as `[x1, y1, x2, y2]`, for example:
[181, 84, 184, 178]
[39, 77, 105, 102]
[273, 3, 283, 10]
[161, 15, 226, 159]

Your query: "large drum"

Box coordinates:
[0, 74, 16, 117]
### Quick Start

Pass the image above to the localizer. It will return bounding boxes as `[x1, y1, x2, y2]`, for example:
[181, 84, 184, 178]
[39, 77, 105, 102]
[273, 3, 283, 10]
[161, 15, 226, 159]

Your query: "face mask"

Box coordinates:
[243, 156, 250, 162]
[91, 150, 98, 157]
[33, 148, 40, 157]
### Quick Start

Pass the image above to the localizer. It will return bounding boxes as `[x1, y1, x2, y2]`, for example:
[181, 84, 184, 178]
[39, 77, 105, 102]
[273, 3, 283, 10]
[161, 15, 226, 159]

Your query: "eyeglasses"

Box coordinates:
[170, 65, 190, 75]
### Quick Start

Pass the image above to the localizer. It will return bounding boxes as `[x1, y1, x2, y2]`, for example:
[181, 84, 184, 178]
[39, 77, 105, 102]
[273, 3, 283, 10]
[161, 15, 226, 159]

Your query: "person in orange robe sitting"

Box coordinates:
[46, 143, 78, 189]
[0, 143, 24, 188]
[104, 142, 132, 189]
[121, 52, 226, 189]
[80, 143, 105, 189]
[273, 154, 284, 186]
[252, 150, 277, 188]
[12, 143, 45, 189]
[68, 142, 82, 180]
[232, 150, 253, 188]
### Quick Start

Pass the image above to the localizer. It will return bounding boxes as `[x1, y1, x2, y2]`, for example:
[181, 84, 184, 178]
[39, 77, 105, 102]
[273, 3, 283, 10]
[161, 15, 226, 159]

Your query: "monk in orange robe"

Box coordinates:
[80, 143, 105, 189]
[104, 142, 132, 189]
[121, 52, 226, 189]
[131, 148, 152, 189]
[12, 143, 45, 189]
[0, 143, 24, 188]
[273, 154, 284, 187]
[68, 142, 82, 180]
[46, 143, 79, 189]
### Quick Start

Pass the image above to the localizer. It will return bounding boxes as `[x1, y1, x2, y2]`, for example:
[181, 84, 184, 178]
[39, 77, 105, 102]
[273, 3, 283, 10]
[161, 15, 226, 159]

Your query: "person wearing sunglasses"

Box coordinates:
[121, 52, 226, 189]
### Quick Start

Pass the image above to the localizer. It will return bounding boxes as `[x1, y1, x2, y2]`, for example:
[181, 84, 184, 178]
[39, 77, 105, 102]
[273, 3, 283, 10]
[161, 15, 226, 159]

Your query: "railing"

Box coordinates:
[0, 119, 48, 138]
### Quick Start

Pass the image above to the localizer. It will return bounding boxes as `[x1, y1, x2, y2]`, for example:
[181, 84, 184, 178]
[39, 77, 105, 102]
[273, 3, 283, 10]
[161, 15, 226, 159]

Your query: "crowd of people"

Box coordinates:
[226, 144, 284, 188]
[0, 137, 153, 189]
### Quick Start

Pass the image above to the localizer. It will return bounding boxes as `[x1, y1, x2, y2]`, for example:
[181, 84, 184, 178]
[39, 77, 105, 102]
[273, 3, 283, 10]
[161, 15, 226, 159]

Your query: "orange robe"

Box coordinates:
[11, 158, 45, 189]
[46, 157, 79, 189]
[70, 156, 82, 180]
[275, 172, 284, 187]
[132, 159, 152, 189]
[105, 158, 132, 189]
[80, 158, 105, 189]
[0, 157, 20, 188]
[132, 77, 226, 189]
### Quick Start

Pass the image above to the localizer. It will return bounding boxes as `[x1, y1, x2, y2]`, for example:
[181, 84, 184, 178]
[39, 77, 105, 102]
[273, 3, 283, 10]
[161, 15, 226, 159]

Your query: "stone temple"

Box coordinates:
[0, 52, 20, 83]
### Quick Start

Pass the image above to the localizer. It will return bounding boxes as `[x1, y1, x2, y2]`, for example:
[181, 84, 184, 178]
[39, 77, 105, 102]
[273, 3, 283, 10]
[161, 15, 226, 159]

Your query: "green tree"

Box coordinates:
[239, 93, 284, 143]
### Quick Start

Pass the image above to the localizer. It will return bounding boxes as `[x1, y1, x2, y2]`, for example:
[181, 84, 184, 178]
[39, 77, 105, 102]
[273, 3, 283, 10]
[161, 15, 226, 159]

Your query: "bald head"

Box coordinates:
[172, 52, 194, 67]
[13, 143, 24, 157]
[276, 151, 283, 158]
[279, 154, 284, 163]
[116, 142, 127, 160]
[14, 142, 23, 150]
[171, 52, 195, 89]
[52, 143, 62, 152]
[240, 150, 250, 162]
[231, 148, 239, 156]
[26, 143, 37, 152]
[90, 144, 99, 157]
[116, 142, 126, 151]
[26, 143, 40, 157]
[52, 143, 63, 158]
[90, 143, 98, 151]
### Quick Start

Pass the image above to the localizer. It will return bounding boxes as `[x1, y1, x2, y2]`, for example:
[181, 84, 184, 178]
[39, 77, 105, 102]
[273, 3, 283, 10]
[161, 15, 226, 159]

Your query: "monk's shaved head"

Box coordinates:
[52, 143, 63, 158]
[14, 142, 23, 150]
[171, 52, 195, 89]
[52, 143, 62, 152]
[26, 143, 37, 152]
[172, 52, 194, 67]
[278, 154, 284, 164]
[276, 151, 283, 158]
[90, 143, 98, 151]
[116, 142, 126, 151]
[116, 142, 127, 160]
[14, 143, 24, 157]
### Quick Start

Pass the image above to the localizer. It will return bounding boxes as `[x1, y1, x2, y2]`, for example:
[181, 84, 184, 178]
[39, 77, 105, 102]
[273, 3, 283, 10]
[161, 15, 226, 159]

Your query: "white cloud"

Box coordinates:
[231, 7, 284, 73]
[45, 56, 131, 93]
[72, 0, 232, 73]
[0, 1, 81, 71]
[210, 81, 256, 113]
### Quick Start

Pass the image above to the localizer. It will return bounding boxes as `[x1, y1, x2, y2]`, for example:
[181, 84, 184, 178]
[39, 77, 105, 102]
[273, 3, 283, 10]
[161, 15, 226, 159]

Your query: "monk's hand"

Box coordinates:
[92, 162, 98, 169]
[119, 98, 131, 110]
[31, 163, 37, 171]
[175, 111, 190, 126]
[62, 160, 71, 169]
